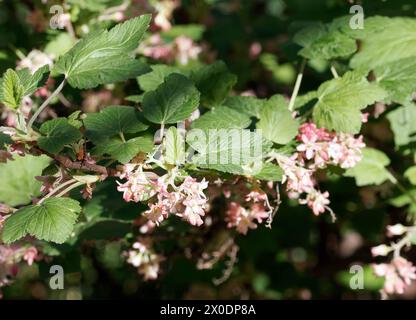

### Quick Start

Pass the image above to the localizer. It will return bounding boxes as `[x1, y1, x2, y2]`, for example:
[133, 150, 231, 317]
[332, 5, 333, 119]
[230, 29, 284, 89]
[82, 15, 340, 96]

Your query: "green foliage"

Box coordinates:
[404, 166, 416, 185]
[138, 65, 184, 92]
[257, 95, 299, 145]
[0, 69, 24, 109]
[93, 135, 153, 163]
[224, 96, 267, 118]
[386, 103, 416, 147]
[294, 20, 357, 60]
[2, 197, 81, 244]
[16, 65, 50, 96]
[191, 106, 251, 130]
[55, 15, 151, 89]
[345, 148, 391, 186]
[350, 17, 416, 70]
[84, 105, 148, 143]
[187, 129, 272, 175]
[375, 57, 416, 104]
[0, 155, 50, 206]
[312, 70, 387, 133]
[165, 126, 186, 165]
[38, 118, 82, 153]
[142, 73, 200, 124]
[191, 61, 237, 108]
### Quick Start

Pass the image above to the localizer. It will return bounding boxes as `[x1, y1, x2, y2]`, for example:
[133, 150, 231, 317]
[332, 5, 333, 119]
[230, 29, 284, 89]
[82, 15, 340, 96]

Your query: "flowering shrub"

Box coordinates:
[0, 0, 416, 300]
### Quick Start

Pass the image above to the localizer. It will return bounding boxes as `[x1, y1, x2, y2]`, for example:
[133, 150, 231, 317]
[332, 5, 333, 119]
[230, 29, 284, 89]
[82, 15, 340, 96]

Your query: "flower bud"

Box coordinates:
[371, 244, 391, 257]
[386, 224, 407, 237]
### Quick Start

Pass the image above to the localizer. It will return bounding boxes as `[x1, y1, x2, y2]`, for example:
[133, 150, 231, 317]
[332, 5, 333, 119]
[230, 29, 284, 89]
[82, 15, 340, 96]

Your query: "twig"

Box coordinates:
[288, 58, 306, 112]
[54, 154, 116, 176]
[330, 65, 339, 78]
[27, 78, 66, 130]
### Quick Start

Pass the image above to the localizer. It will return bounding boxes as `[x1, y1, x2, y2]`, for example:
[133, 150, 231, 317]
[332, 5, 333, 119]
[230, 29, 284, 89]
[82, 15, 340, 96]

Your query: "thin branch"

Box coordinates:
[54, 181, 84, 198]
[288, 58, 306, 112]
[27, 78, 66, 130]
[330, 65, 339, 78]
[54, 154, 116, 176]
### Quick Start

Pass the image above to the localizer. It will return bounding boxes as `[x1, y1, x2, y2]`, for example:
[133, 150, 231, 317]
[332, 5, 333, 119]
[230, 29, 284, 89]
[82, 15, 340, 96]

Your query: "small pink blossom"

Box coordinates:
[373, 257, 416, 296]
[126, 240, 162, 281]
[23, 247, 38, 266]
[386, 224, 407, 237]
[371, 244, 391, 257]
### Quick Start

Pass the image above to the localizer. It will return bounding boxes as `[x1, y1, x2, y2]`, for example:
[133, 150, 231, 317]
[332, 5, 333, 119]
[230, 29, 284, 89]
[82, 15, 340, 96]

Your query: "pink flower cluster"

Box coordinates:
[276, 154, 331, 216]
[272, 123, 365, 218]
[225, 188, 271, 235]
[371, 224, 416, 298]
[139, 34, 202, 65]
[125, 240, 162, 281]
[117, 164, 209, 226]
[373, 257, 416, 297]
[0, 244, 38, 297]
[296, 123, 365, 170]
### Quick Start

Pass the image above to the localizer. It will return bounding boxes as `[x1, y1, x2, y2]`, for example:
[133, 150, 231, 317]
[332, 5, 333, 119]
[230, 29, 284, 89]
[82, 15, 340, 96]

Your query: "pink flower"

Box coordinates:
[126, 240, 162, 281]
[174, 36, 202, 65]
[386, 224, 407, 237]
[225, 202, 269, 235]
[245, 190, 267, 203]
[373, 257, 416, 296]
[118, 166, 209, 227]
[117, 165, 157, 202]
[300, 190, 330, 216]
[371, 244, 391, 257]
[23, 247, 38, 266]
[144, 203, 169, 225]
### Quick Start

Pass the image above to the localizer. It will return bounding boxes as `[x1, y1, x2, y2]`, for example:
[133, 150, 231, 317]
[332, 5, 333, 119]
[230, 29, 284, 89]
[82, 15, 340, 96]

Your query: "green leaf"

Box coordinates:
[16, 64, 50, 96]
[374, 57, 416, 104]
[350, 17, 416, 70]
[257, 95, 299, 144]
[344, 148, 391, 186]
[294, 91, 318, 109]
[0, 69, 24, 109]
[1, 197, 81, 244]
[187, 129, 272, 174]
[142, 73, 200, 125]
[165, 127, 185, 165]
[294, 21, 357, 60]
[54, 15, 151, 89]
[38, 118, 82, 154]
[404, 166, 416, 185]
[252, 163, 283, 181]
[94, 135, 153, 163]
[137, 64, 184, 92]
[0, 155, 50, 206]
[191, 61, 237, 108]
[191, 106, 251, 130]
[223, 96, 267, 118]
[386, 103, 416, 147]
[45, 33, 76, 58]
[84, 105, 148, 143]
[312, 70, 387, 133]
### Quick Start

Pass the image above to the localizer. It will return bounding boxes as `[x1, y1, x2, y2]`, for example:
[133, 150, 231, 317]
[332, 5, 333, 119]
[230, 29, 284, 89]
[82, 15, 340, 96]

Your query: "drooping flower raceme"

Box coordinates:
[270, 122, 365, 219]
[373, 257, 416, 297]
[117, 164, 209, 226]
[371, 224, 416, 298]
[0, 244, 39, 297]
[223, 183, 272, 235]
[125, 240, 162, 281]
